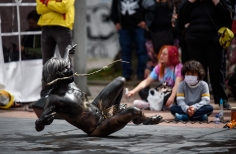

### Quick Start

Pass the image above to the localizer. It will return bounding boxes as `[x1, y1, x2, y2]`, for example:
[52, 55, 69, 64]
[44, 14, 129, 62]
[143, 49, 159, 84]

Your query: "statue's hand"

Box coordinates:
[35, 106, 56, 131]
[40, 106, 56, 125]
[66, 44, 77, 54]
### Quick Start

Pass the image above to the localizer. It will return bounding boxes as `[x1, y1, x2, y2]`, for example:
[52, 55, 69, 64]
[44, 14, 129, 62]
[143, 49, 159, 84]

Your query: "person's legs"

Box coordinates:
[134, 28, 147, 80]
[179, 35, 189, 64]
[118, 29, 133, 80]
[190, 105, 213, 120]
[150, 28, 174, 54]
[53, 26, 72, 58]
[170, 105, 189, 121]
[41, 26, 57, 97]
[41, 26, 56, 64]
[206, 42, 229, 107]
[133, 99, 149, 110]
[170, 105, 186, 116]
[186, 39, 209, 83]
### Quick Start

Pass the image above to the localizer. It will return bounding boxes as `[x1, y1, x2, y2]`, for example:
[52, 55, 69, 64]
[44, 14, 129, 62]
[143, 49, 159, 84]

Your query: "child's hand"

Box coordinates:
[187, 106, 195, 117]
[165, 96, 174, 107]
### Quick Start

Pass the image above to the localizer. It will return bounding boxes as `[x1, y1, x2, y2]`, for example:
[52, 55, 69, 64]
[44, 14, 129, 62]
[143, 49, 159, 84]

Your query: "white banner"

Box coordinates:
[0, 35, 42, 102]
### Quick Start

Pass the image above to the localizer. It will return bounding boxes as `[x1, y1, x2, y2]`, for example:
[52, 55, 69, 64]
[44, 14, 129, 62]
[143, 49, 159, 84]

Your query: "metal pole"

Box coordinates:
[73, 0, 90, 95]
[15, 0, 22, 62]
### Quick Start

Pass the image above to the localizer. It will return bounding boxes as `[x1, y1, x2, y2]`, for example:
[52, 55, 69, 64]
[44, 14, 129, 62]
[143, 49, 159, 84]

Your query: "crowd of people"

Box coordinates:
[111, 0, 236, 121]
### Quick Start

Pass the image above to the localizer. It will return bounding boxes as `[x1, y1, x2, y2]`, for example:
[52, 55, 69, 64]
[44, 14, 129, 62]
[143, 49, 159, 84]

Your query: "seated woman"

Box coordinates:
[126, 45, 183, 110]
[170, 60, 214, 121]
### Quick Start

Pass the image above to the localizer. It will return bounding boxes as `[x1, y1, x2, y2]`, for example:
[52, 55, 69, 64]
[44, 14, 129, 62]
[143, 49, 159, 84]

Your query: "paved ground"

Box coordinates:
[0, 117, 236, 154]
[1, 84, 234, 128]
[0, 83, 236, 153]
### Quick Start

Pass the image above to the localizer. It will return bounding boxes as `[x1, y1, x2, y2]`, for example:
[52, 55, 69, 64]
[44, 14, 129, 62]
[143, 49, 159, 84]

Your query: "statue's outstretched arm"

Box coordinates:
[35, 105, 55, 132]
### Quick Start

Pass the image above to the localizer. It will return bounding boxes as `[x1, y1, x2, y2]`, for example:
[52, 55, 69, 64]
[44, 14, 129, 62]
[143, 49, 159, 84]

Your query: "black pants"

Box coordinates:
[150, 28, 174, 54]
[186, 37, 227, 104]
[179, 35, 189, 64]
[41, 26, 72, 64]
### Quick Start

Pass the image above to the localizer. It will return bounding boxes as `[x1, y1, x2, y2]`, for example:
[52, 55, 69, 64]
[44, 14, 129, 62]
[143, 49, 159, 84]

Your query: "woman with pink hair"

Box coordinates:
[126, 45, 183, 110]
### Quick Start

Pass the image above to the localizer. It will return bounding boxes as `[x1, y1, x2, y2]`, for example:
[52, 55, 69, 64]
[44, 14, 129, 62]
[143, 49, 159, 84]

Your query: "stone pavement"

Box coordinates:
[0, 117, 236, 154]
[0, 84, 236, 153]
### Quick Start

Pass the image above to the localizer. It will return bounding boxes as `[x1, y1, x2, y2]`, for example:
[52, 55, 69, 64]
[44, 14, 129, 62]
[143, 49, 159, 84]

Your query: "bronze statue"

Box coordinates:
[35, 45, 162, 137]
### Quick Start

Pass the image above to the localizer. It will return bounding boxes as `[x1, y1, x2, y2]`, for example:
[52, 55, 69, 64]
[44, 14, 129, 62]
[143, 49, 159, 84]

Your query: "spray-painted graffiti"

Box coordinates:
[86, 2, 120, 58]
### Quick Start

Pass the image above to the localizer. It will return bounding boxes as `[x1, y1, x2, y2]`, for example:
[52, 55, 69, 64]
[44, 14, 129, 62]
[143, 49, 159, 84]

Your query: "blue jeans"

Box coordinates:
[118, 28, 147, 80]
[170, 105, 213, 120]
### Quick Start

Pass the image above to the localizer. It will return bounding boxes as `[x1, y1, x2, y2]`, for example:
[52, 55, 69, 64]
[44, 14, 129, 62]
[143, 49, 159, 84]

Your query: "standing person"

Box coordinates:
[36, 0, 75, 65]
[36, 0, 75, 97]
[21, 10, 42, 60]
[4, 10, 42, 62]
[170, 60, 213, 121]
[126, 45, 183, 109]
[110, 0, 148, 80]
[177, 0, 233, 109]
[143, 0, 176, 55]
[142, 0, 177, 77]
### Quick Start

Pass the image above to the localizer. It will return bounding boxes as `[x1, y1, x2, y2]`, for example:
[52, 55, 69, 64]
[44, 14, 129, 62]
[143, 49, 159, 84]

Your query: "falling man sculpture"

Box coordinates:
[34, 44, 162, 137]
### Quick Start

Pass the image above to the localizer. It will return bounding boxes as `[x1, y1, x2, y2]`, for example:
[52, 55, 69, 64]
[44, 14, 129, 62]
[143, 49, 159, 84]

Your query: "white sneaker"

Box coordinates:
[133, 100, 149, 110]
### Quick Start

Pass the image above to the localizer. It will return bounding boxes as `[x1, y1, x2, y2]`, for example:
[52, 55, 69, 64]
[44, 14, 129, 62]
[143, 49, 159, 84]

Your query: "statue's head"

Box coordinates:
[42, 57, 74, 87]
[42, 44, 76, 87]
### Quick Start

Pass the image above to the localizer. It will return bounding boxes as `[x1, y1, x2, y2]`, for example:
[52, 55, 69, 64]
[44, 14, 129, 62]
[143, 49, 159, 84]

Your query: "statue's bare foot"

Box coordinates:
[143, 114, 163, 125]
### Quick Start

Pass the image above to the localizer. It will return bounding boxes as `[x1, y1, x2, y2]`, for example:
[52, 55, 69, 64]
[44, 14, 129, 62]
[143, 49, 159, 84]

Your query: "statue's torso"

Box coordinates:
[51, 83, 103, 134]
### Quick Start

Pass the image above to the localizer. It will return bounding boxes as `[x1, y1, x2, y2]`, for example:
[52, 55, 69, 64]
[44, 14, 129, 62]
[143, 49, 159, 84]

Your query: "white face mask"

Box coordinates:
[184, 75, 198, 86]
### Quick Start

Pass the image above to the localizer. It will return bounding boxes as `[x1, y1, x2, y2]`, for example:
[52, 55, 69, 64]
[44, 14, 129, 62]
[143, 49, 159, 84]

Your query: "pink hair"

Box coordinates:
[157, 45, 180, 78]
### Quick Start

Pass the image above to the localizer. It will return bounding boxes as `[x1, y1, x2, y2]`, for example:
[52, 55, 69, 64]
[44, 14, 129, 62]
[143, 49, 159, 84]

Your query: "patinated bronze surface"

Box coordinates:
[35, 45, 162, 137]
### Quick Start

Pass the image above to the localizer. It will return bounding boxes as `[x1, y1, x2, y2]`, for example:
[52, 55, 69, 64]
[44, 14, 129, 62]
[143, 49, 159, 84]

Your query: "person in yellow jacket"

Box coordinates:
[36, 0, 75, 97]
[36, 0, 75, 65]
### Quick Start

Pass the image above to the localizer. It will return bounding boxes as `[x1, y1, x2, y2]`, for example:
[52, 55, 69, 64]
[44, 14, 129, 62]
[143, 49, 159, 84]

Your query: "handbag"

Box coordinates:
[147, 88, 164, 111]
[218, 27, 234, 48]
[155, 82, 172, 106]
[138, 81, 173, 104]
[204, 2, 234, 48]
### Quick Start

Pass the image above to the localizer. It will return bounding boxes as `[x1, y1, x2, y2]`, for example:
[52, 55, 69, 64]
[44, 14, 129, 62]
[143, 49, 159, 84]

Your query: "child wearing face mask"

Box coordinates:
[170, 60, 213, 121]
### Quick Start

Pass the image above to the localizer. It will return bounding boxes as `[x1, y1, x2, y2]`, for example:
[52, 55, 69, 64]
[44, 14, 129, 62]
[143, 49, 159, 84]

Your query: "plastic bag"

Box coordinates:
[147, 88, 164, 111]
[0, 90, 15, 109]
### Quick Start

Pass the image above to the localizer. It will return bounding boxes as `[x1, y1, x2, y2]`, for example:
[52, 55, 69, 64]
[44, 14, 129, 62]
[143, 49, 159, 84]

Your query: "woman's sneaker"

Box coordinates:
[175, 113, 189, 121]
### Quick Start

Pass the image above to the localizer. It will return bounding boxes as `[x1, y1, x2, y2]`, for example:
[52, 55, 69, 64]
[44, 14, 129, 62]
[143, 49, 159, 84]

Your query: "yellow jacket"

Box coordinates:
[36, 0, 75, 30]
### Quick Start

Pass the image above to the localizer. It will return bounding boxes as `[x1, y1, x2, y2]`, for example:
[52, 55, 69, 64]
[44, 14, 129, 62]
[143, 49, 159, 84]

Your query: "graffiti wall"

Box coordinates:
[86, 0, 120, 59]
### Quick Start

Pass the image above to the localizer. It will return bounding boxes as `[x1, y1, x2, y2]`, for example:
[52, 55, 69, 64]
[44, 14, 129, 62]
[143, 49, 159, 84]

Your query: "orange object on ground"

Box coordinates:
[223, 107, 236, 129]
